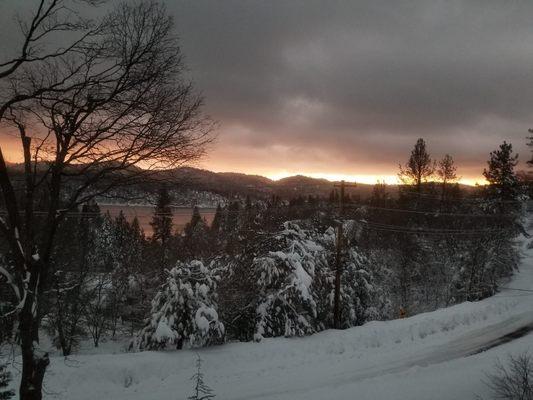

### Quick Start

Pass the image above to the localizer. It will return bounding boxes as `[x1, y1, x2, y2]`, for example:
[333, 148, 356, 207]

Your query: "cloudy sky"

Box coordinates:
[2, 1, 533, 183]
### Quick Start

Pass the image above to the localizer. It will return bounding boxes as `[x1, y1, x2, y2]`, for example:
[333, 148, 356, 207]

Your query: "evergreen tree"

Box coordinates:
[240, 195, 255, 229]
[150, 187, 173, 245]
[224, 202, 240, 233]
[437, 154, 458, 203]
[183, 207, 210, 259]
[483, 141, 521, 214]
[131, 216, 145, 241]
[107, 212, 147, 337]
[210, 204, 223, 234]
[316, 224, 391, 328]
[135, 260, 224, 350]
[252, 222, 328, 341]
[184, 206, 204, 237]
[398, 138, 435, 193]
[333, 246, 390, 328]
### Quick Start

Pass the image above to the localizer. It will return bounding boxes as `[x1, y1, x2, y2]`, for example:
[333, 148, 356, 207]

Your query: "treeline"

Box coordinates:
[0, 138, 528, 356]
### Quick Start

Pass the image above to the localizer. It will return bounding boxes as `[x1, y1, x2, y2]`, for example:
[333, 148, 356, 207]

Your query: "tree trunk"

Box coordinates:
[19, 307, 49, 400]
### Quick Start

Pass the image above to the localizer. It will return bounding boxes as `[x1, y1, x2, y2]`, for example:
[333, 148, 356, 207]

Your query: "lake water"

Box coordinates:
[99, 204, 217, 236]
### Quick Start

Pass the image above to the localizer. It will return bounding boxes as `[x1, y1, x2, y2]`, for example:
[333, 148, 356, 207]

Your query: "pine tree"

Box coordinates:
[337, 247, 390, 327]
[131, 216, 145, 241]
[436, 154, 458, 206]
[184, 206, 204, 237]
[0, 362, 14, 400]
[150, 187, 173, 245]
[483, 141, 520, 203]
[317, 224, 391, 328]
[398, 138, 435, 193]
[210, 204, 223, 234]
[240, 195, 255, 229]
[188, 355, 215, 400]
[252, 222, 327, 341]
[224, 202, 240, 233]
[134, 260, 224, 350]
[183, 207, 210, 258]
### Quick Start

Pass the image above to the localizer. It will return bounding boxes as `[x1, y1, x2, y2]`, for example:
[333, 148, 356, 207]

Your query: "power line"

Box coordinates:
[399, 191, 524, 204]
[343, 203, 515, 218]
[355, 219, 512, 236]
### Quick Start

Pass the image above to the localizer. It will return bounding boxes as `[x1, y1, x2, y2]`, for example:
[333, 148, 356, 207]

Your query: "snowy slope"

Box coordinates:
[7, 222, 533, 399]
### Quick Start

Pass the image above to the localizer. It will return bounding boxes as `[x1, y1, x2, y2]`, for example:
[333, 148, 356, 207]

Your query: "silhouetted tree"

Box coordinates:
[483, 141, 521, 213]
[370, 181, 389, 207]
[437, 154, 458, 203]
[398, 138, 435, 193]
[210, 204, 223, 235]
[151, 188, 173, 246]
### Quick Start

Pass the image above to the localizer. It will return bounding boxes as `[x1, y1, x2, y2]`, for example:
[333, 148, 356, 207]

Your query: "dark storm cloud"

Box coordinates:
[0, 1, 532, 177]
[167, 0, 533, 174]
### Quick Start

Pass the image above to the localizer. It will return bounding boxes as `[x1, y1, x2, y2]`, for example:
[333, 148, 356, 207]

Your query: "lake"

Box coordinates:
[99, 204, 217, 236]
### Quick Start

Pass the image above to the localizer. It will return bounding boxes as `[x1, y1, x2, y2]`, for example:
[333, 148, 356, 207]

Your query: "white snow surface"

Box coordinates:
[153, 319, 177, 342]
[6, 224, 533, 399]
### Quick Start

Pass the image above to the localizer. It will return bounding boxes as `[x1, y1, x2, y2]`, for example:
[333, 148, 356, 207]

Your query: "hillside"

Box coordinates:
[5, 162, 481, 204]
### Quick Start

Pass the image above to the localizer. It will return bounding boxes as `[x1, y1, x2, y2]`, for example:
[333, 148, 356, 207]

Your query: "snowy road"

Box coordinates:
[229, 312, 533, 400]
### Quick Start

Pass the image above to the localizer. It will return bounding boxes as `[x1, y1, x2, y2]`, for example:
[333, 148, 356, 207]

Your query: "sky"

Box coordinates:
[2, 0, 533, 184]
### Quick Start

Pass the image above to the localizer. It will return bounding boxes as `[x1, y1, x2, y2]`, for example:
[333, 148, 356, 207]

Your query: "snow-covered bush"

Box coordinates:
[134, 260, 224, 350]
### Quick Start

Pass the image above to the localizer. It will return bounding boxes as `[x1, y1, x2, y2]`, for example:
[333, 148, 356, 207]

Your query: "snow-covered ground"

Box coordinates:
[6, 222, 533, 399]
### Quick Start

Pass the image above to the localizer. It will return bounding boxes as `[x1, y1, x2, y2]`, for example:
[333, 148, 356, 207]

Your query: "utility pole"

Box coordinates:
[332, 180, 356, 329]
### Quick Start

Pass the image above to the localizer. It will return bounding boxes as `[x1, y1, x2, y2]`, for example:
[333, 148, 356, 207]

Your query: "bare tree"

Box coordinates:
[484, 352, 533, 400]
[84, 274, 110, 348]
[0, 0, 99, 120]
[0, 2, 212, 399]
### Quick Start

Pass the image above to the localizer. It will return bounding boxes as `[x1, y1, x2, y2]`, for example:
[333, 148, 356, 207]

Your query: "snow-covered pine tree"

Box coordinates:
[317, 224, 391, 328]
[252, 222, 327, 341]
[135, 260, 224, 350]
[341, 247, 391, 325]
